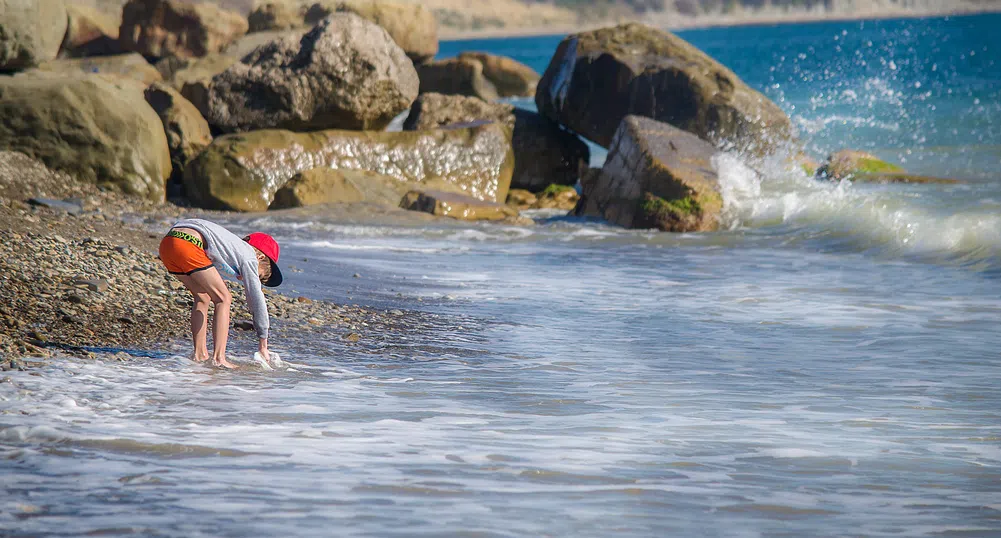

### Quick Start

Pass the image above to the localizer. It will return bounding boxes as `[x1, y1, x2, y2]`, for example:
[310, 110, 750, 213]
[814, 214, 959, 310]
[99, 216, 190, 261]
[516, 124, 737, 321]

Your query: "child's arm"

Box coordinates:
[242, 259, 271, 358]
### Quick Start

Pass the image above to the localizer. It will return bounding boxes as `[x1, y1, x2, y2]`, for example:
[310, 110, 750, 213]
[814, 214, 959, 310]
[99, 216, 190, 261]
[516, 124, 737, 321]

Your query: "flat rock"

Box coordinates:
[73, 278, 109, 293]
[575, 115, 722, 232]
[417, 58, 499, 102]
[119, 0, 248, 60]
[535, 23, 792, 151]
[0, 73, 171, 201]
[206, 13, 418, 133]
[816, 150, 903, 180]
[399, 190, 518, 221]
[184, 122, 514, 212]
[35, 53, 162, 85]
[27, 198, 83, 215]
[0, 0, 67, 70]
[457, 52, 539, 97]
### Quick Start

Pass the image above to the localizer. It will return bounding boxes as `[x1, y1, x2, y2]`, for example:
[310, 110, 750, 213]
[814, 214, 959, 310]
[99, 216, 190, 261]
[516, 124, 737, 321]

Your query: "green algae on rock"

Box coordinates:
[815, 150, 960, 184]
[575, 115, 722, 233]
[535, 23, 792, 152]
[0, 73, 171, 201]
[399, 189, 519, 221]
[184, 123, 515, 212]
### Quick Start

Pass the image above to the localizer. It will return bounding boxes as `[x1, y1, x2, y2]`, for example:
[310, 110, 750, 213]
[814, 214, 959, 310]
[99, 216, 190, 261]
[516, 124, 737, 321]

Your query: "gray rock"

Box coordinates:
[206, 13, 419, 133]
[27, 198, 83, 215]
[0, 0, 67, 71]
[575, 116, 722, 233]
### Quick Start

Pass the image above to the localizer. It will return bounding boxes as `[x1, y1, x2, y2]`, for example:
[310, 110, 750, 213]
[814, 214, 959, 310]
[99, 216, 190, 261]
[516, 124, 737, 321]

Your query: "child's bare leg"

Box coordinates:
[184, 268, 236, 369]
[190, 293, 211, 361]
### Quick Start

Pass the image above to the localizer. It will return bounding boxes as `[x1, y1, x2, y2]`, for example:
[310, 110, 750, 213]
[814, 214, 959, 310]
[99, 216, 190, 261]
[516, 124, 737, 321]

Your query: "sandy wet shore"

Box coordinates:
[0, 151, 436, 366]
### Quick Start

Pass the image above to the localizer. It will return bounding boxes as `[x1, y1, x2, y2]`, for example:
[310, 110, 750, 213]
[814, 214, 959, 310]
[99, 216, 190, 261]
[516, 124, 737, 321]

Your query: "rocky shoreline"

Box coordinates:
[0, 150, 434, 365]
[0, 0, 949, 364]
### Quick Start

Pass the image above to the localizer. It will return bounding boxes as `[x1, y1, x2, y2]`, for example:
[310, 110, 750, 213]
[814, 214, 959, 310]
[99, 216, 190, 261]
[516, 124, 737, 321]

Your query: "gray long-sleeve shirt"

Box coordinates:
[170, 219, 270, 339]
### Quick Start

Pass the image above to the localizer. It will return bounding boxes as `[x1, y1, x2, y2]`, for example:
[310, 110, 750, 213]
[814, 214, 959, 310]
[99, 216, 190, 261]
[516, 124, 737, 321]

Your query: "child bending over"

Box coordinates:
[158, 219, 283, 368]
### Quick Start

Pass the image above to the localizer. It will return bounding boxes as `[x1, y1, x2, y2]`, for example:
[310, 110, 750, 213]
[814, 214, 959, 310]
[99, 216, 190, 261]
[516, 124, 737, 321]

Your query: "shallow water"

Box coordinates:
[3, 14, 1001, 537]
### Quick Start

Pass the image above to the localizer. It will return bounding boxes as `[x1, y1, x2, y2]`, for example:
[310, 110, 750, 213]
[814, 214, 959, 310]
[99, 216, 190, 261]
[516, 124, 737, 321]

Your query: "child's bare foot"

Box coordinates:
[192, 352, 209, 363]
[213, 357, 237, 369]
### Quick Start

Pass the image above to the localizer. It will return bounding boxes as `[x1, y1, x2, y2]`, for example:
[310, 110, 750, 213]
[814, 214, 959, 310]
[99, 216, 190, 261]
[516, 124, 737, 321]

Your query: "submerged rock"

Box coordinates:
[0, 73, 171, 200]
[206, 13, 419, 133]
[399, 189, 518, 221]
[402, 94, 588, 192]
[35, 53, 162, 85]
[817, 150, 960, 184]
[0, 0, 68, 71]
[119, 0, 249, 59]
[144, 82, 212, 182]
[575, 116, 721, 233]
[535, 23, 792, 151]
[184, 122, 514, 212]
[457, 52, 540, 97]
[60, 4, 122, 58]
[417, 58, 499, 102]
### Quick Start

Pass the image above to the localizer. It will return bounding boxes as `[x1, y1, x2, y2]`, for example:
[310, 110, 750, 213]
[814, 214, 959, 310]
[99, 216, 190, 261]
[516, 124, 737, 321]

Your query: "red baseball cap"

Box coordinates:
[245, 232, 283, 287]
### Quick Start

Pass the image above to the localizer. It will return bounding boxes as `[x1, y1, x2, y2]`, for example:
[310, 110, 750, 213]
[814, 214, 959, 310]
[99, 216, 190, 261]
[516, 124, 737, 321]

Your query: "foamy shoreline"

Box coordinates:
[438, 7, 1001, 41]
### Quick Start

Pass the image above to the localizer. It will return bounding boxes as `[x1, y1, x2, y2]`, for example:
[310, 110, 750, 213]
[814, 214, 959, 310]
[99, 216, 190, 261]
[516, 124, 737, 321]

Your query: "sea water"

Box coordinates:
[2, 14, 1000, 537]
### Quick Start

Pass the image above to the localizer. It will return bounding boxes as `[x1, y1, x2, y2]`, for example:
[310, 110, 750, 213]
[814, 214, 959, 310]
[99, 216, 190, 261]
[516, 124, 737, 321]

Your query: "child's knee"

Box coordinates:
[213, 288, 232, 305]
[193, 293, 211, 306]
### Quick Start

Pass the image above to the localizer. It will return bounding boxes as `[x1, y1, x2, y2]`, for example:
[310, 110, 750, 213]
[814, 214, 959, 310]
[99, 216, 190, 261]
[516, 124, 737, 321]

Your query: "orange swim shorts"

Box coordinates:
[159, 233, 213, 276]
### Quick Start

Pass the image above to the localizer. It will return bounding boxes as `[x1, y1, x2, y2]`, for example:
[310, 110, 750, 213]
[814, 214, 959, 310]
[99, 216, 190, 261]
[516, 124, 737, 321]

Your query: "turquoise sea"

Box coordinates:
[3, 14, 1000, 537]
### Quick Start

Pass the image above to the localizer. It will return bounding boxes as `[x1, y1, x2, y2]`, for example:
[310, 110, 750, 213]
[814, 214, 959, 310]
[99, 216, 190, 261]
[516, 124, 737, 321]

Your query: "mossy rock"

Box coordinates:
[817, 150, 904, 180]
[575, 115, 721, 232]
[535, 23, 792, 151]
[184, 122, 514, 212]
[532, 183, 579, 211]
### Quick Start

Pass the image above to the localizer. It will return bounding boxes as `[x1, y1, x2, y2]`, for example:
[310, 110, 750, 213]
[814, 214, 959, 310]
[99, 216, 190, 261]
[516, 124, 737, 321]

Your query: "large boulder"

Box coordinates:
[0, 0, 68, 71]
[35, 53, 162, 85]
[399, 190, 518, 221]
[417, 58, 499, 102]
[403, 93, 514, 131]
[305, 0, 438, 64]
[575, 115, 721, 233]
[144, 82, 212, 181]
[119, 0, 249, 60]
[269, 168, 365, 209]
[402, 93, 588, 192]
[536, 23, 792, 151]
[184, 122, 514, 212]
[60, 4, 122, 58]
[457, 52, 539, 97]
[206, 13, 418, 133]
[0, 73, 171, 200]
